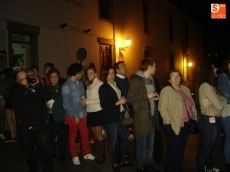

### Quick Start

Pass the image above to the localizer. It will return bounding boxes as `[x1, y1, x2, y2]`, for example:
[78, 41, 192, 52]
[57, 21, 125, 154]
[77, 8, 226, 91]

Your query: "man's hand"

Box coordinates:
[30, 78, 39, 86]
[153, 92, 159, 100]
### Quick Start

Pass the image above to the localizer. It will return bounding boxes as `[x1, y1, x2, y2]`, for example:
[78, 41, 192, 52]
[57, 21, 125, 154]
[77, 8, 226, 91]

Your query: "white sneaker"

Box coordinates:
[0, 133, 5, 139]
[205, 166, 219, 172]
[213, 167, 220, 172]
[72, 157, 80, 165]
[83, 153, 95, 160]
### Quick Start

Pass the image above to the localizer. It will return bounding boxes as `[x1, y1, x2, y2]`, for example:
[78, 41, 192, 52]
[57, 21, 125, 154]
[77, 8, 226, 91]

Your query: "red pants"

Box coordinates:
[65, 116, 89, 158]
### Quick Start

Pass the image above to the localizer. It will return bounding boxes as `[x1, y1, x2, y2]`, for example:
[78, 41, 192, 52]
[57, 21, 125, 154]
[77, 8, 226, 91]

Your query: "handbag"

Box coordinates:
[188, 118, 199, 134]
[122, 104, 134, 126]
[180, 94, 199, 134]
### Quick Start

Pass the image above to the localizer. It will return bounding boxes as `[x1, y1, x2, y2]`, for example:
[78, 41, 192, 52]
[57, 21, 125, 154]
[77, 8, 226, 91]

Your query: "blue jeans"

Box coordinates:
[222, 116, 230, 164]
[106, 115, 127, 165]
[135, 117, 155, 169]
[164, 122, 189, 172]
[197, 114, 221, 172]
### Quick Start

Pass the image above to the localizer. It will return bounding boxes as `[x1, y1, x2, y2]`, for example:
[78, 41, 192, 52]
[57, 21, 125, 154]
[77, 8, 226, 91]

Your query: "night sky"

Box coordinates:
[168, 0, 230, 67]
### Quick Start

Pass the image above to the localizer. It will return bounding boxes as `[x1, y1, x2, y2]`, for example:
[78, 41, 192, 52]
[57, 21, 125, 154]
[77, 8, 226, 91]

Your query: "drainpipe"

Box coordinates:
[112, 0, 116, 62]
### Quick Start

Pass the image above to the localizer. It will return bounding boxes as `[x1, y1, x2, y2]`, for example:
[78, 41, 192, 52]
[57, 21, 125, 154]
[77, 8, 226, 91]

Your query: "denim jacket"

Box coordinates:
[218, 73, 230, 103]
[61, 78, 86, 118]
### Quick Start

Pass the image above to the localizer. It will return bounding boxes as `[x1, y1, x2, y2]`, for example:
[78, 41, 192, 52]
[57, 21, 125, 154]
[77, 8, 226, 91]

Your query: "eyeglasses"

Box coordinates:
[170, 76, 181, 79]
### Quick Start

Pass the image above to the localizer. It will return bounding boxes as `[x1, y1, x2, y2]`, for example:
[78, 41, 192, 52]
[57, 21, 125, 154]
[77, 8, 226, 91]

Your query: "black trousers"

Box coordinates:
[17, 123, 54, 172]
[49, 114, 67, 157]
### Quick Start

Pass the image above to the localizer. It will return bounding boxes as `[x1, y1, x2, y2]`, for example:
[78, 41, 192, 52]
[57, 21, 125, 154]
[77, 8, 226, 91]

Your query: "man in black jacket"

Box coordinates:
[9, 70, 54, 172]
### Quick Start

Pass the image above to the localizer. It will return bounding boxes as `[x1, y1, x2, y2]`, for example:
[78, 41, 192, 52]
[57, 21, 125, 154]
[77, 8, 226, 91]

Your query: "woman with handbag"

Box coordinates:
[196, 62, 227, 172]
[98, 67, 133, 172]
[158, 69, 197, 172]
[80, 63, 105, 164]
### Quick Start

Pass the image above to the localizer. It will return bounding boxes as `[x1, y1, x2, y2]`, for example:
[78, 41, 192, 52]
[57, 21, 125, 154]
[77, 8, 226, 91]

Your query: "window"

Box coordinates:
[143, 0, 151, 34]
[7, 21, 39, 71]
[99, 0, 112, 21]
[169, 15, 174, 42]
[12, 33, 32, 71]
[100, 44, 112, 69]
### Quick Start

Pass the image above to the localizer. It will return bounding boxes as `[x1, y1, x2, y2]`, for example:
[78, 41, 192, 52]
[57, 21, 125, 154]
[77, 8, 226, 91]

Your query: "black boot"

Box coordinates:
[226, 163, 230, 172]
[94, 139, 99, 163]
[97, 140, 105, 164]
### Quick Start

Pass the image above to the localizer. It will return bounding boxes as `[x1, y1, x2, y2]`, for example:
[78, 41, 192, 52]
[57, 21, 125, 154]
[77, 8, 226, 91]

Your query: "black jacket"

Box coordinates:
[9, 83, 51, 126]
[99, 82, 120, 124]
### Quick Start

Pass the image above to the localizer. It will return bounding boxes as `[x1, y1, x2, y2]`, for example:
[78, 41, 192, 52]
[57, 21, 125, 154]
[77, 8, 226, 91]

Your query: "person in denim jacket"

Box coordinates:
[218, 59, 230, 172]
[62, 63, 95, 165]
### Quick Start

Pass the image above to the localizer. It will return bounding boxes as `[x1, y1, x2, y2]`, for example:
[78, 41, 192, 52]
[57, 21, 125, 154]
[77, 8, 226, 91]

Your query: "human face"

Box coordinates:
[43, 66, 50, 75]
[87, 69, 97, 81]
[212, 64, 218, 77]
[169, 71, 181, 87]
[228, 63, 230, 72]
[76, 70, 84, 80]
[17, 71, 28, 86]
[149, 63, 156, 75]
[116, 63, 127, 76]
[32, 68, 39, 78]
[27, 69, 36, 78]
[107, 68, 115, 82]
[50, 73, 59, 86]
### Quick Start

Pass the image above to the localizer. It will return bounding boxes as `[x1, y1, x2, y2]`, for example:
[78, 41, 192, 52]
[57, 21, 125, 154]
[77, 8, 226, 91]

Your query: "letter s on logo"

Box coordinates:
[211, 4, 219, 13]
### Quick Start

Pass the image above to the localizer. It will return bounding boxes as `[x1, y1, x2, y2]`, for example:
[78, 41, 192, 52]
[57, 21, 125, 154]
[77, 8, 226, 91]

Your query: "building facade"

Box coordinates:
[0, 0, 203, 92]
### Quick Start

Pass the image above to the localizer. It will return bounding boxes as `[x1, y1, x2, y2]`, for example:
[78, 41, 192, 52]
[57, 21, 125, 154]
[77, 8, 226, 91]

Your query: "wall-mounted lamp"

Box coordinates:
[188, 62, 193, 67]
[119, 37, 132, 52]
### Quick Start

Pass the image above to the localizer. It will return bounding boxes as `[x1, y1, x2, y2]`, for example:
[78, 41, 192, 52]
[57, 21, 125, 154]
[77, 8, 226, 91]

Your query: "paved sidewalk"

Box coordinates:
[0, 132, 226, 172]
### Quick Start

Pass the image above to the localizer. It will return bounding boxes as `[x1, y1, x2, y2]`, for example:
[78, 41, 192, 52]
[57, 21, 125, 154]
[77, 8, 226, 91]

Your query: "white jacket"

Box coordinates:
[86, 77, 103, 112]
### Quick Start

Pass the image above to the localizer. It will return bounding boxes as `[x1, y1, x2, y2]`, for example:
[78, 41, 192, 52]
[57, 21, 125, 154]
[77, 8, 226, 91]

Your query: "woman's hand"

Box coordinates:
[117, 97, 126, 105]
[80, 99, 87, 106]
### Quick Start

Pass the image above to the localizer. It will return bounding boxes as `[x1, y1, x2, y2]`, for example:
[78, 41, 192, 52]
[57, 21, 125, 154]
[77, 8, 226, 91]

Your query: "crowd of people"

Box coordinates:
[0, 57, 230, 172]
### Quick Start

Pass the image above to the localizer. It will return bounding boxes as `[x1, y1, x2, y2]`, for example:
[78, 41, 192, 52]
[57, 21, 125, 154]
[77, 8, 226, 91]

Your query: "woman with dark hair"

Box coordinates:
[196, 61, 227, 172]
[80, 63, 105, 164]
[99, 67, 132, 172]
[47, 68, 67, 161]
[158, 69, 197, 172]
[217, 59, 230, 171]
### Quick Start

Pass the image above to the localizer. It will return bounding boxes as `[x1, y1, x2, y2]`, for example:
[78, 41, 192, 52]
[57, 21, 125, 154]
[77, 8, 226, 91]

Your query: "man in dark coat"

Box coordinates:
[9, 70, 54, 172]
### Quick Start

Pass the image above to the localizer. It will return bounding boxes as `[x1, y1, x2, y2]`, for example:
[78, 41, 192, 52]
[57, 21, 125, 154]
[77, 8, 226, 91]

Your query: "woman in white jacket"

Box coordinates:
[196, 61, 227, 172]
[80, 63, 105, 164]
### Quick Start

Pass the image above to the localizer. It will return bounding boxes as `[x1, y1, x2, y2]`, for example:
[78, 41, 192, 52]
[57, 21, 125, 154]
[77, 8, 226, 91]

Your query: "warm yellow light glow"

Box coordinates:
[115, 40, 121, 48]
[125, 37, 131, 47]
[188, 62, 193, 67]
